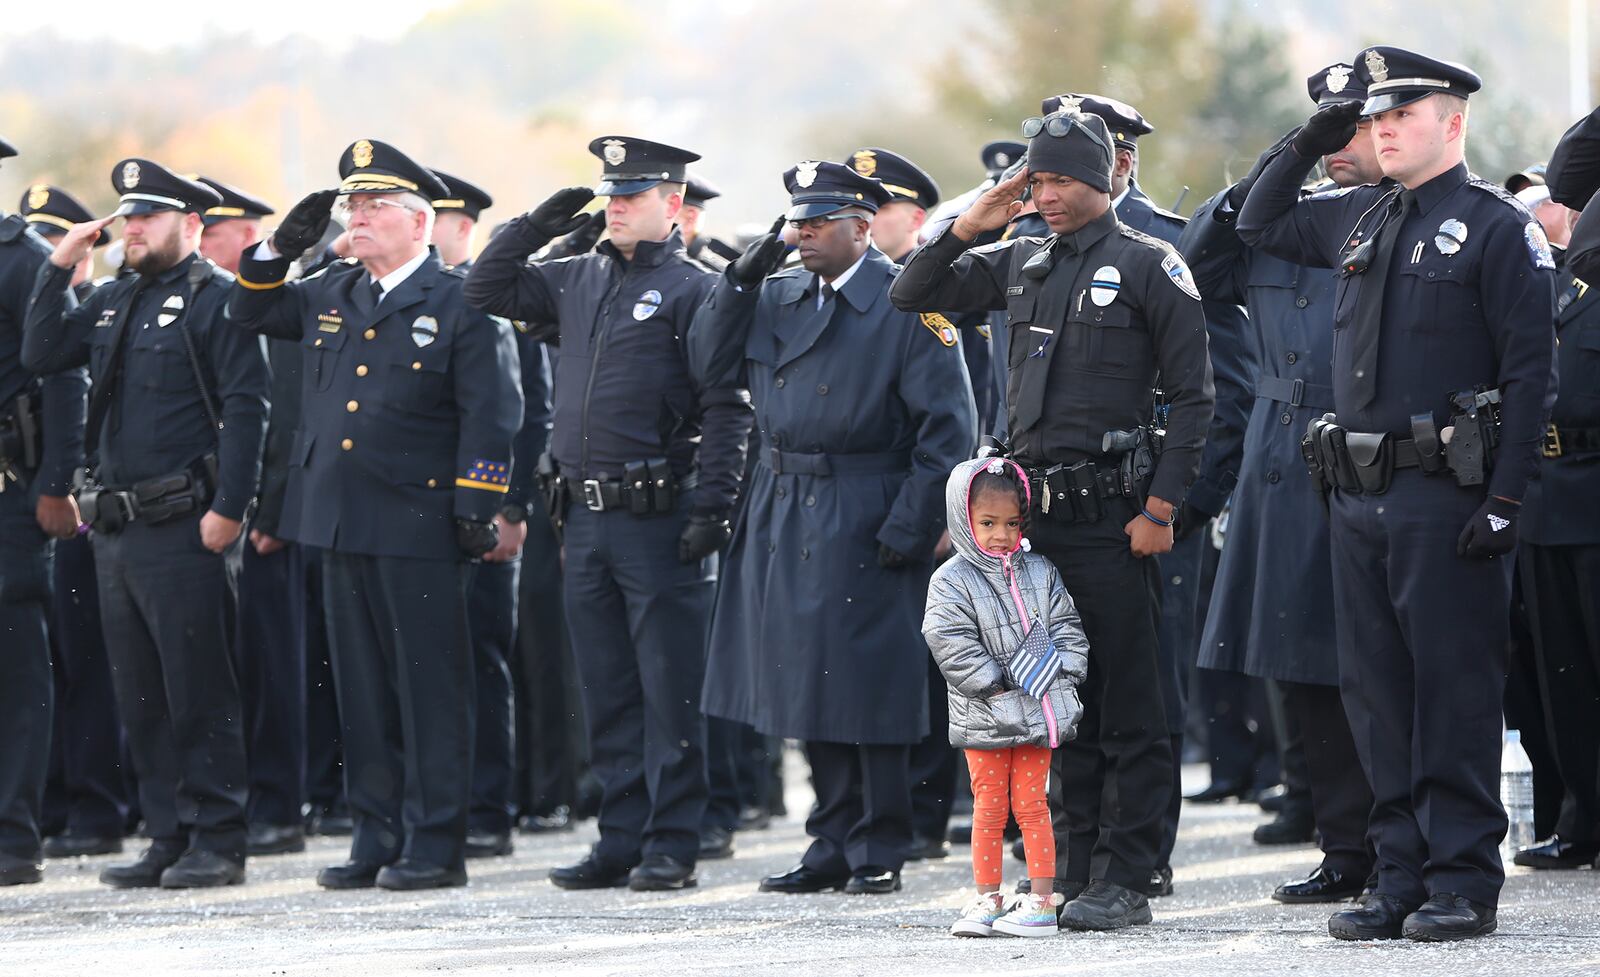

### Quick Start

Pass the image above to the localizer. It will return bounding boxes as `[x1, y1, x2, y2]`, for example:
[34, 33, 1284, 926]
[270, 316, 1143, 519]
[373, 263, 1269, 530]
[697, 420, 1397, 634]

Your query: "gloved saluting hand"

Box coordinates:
[527, 187, 597, 239]
[542, 210, 607, 260]
[1291, 100, 1364, 159]
[272, 189, 338, 261]
[728, 217, 790, 288]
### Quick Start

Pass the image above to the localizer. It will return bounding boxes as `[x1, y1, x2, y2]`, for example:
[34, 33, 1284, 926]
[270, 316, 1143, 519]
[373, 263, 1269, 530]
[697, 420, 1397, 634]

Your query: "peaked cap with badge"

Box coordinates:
[337, 138, 450, 199]
[783, 160, 894, 221]
[587, 136, 699, 197]
[1041, 93, 1153, 151]
[1353, 45, 1481, 116]
[981, 140, 1027, 180]
[1307, 61, 1368, 107]
[194, 176, 275, 226]
[843, 148, 940, 210]
[20, 184, 110, 246]
[109, 158, 223, 217]
[429, 169, 494, 221]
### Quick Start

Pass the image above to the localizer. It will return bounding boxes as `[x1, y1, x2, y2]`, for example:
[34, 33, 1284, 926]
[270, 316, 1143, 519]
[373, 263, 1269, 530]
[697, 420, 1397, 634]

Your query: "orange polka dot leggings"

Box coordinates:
[965, 745, 1054, 886]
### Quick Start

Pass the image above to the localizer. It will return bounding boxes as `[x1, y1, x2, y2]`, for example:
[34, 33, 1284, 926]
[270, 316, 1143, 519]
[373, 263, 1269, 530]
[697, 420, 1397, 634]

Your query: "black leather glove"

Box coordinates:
[542, 210, 607, 260]
[455, 517, 500, 560]
[1457, 496, 1520, 559]
[527, 187, 597, 239]
[678, 509, 732, 564]
[1174, 501, 1217, 541]
[271, 189, 337, 261]
[1291, 101, 1363, 159]
[729, 217, 789, 288]
[877, 542, 911, 569]
[1225, 131, 1298, 211]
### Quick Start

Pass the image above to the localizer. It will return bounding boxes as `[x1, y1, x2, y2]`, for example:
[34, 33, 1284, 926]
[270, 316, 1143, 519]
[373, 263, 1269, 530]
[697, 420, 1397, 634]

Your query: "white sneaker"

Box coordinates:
[992, 891, 1064, 938]
[950, 891, 1006, 937]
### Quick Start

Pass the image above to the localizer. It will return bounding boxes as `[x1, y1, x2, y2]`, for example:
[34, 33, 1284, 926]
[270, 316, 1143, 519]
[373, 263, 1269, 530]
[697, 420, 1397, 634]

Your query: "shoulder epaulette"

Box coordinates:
[1466, 177, 1535, 219]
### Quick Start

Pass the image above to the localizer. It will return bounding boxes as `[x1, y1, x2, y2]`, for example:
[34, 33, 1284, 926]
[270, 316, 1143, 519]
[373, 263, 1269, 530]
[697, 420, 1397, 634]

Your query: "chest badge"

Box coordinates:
[1089, 265, 1121, 307]
[1434, 219, 1467, 257]
[633, 289, 663, 321]
[411, 315, 439, 347]
[156, 293, 184, 328]
[317, 310, 343, 332]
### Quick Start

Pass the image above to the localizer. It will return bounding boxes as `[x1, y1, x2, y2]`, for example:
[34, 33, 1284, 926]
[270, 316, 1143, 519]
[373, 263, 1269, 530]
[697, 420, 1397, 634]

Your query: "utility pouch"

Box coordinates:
[1344, 432, 1395, 495]
[624, 460, 652, 515]
[646, 457, 675, 514]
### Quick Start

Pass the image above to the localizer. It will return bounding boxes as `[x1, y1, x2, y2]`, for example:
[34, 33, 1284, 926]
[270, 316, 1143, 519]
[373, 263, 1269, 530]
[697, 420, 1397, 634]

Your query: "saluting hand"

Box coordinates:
[272, 189, 337, 261]
[728, 217, 789, 288]
[48, 217, 114, 271]
[527, 187, 597, 239]
[952, 166, 1029, 241]
[1291, 101, 1363, 159]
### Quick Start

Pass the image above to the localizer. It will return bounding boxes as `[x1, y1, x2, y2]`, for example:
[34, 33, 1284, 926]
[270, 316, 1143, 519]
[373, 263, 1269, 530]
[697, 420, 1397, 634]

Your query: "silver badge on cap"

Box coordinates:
[1326, 65, 1351, 93]
[411, 315, 439, 348]
[794, 161, 819, 189]
[122, 161, 141, 189]
[156, 293, 183, 328]
[1089, 265, 1121, 307]
[1058, 95, 1083, 114]
[994, 151, 1011, 167]
[1365, 49, 1389, 83]
[602, 139, 627, 166]
[1434, 219, 1468, 256]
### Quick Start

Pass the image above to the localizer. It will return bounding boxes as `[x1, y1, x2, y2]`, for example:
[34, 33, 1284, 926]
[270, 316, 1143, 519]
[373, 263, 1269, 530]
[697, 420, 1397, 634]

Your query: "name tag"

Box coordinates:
[317, 313, 343, 332]
[1006, 285, 1025, 296]
[94, 309, 117, 328]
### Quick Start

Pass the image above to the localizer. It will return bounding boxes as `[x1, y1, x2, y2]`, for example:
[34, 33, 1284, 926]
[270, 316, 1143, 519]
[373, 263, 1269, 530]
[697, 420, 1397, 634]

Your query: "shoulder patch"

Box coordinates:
[1524, 221, 1557, 270]
[1160, 252, 1202, 301]
[920, 312, 959, 347]
[1307, 185, 1358, 201]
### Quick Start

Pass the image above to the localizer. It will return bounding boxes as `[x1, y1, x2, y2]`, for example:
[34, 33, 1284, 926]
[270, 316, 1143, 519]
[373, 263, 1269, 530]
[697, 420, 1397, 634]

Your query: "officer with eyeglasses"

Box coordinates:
[892, 109, 1214, 930]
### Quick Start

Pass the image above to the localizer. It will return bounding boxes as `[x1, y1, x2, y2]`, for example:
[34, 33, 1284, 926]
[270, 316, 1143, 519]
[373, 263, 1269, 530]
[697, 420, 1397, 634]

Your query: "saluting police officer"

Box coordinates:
[1181, 63, 1384, 902]
[1550, 103, 1600, 286]
[230, 140, 523, 891]
[23, 159, 269, 889]
[0, 144, 89, 886]
[679, 175, 741, 269]
[1237, 47, 1557, 941]
[894, 110, 1213, 929]
[464, 136, 752, 892]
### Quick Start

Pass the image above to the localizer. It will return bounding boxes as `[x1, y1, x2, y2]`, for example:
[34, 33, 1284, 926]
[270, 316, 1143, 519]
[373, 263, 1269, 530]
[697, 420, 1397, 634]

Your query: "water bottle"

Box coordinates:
[1500, 729, 1536, 859]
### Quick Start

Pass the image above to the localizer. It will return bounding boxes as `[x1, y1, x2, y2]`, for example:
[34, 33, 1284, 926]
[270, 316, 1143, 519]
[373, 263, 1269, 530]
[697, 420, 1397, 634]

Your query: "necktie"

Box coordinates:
[819, 283, 835, 310]
[369, 278, 384, 308]
[1347, 189, 1414, 410]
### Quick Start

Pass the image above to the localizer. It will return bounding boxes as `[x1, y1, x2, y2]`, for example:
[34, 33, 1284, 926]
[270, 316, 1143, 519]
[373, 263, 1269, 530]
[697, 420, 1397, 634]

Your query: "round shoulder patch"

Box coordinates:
[1160, 251, 1201, 301]
[1524, 221, 1556, 271]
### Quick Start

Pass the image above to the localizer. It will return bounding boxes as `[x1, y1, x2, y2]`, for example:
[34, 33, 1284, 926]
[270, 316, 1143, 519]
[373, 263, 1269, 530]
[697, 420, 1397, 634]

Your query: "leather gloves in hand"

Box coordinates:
[678, 510, 732, 564]
[271, 190, 337, 261]
[456, 518, 500, 560]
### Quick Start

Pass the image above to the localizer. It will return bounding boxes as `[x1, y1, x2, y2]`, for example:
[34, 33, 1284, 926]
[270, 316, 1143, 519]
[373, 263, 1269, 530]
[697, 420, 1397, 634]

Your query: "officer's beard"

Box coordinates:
[126, 225, 185, 277]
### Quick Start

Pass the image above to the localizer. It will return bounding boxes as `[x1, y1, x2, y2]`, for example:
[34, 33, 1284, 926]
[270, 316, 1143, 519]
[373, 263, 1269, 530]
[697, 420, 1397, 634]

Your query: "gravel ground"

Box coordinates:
[3, 765, 1597, 976]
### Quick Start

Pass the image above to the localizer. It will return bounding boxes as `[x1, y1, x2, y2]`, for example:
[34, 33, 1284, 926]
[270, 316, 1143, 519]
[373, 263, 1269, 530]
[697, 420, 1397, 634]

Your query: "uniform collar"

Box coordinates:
[370, 247, 431, 296]
[1408, 161, 1469, 217]
[1056, 205, 1119, 255]
[139, 250, 200, 287]
[806, 246, 886, 313]
[598, 227, 687, 268]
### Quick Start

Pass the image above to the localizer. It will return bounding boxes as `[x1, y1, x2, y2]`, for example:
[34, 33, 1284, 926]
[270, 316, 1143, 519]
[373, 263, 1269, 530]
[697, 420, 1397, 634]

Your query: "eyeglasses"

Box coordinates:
[333, 196, 413, 223]
[1020, 115, 1110, 155]
[787, 212, 868, 231]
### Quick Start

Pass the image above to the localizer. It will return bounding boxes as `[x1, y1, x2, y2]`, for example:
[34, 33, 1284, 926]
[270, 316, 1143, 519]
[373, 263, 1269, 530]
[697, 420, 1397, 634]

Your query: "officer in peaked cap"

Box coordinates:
[195, 177, 274, 277]
[23, 157, 268, 890]
[464, 136, 751, 892]
[21, 185, 109, 249]
[1355, 45, 1482, 115]
[430, 170, 493, 270]
[844, 148, 940, 263]
[982, 140, 1027, 181]
[229, 138, 521, 891]
[678, 174, 740, 269]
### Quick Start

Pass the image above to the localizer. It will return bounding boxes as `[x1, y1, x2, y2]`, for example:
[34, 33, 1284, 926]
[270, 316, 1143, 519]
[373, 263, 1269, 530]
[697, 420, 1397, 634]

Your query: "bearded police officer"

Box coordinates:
[464, 136, 752, 892]
[23, 159, 269, 889]
[1238, 47, 1557, 941]
[1182, 62, 1384, 903]
[893, 110, 1213, 929]
[230, 140, 522, 891]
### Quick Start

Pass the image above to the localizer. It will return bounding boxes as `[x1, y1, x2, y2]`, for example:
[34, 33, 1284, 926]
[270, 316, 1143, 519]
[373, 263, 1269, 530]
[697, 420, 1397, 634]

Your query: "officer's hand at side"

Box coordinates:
[679, 509, 731, 564]
[1292, 101, 1363, 159]
[1123, 498, 1175, 557]
[483, 513, 527, 563]
[200, 511, 242, 553]
[728, 217, 790, 288]
[1457, 496, 1520, 559]
[271, 189, 337, 261]
[1174, 500, 1216, 541]
[527, 187, 597, 239]
[249, 529, 285, 556]
[877, 542, 911, 569]
[456, 517, 500, 560]
[35, 493, 80, 539]
[48, 217, 114, 271]
[952, 167, 1028, 241]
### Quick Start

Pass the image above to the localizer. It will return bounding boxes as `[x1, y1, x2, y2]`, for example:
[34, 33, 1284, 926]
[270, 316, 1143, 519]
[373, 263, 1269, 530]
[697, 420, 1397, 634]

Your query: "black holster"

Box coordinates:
[536, 450, 567, 543]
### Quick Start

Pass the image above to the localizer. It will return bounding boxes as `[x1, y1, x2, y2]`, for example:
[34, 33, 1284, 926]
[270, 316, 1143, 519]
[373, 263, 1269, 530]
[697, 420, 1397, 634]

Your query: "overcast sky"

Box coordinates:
[0, 0, 457, 46]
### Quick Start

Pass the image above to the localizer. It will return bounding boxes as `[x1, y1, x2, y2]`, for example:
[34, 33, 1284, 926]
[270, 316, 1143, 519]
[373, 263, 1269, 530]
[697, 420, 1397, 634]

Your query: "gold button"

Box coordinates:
[314, 338, 323, 347]
[356, 364, 368, 377]
[364, 328, 376, 340]
[340, 438, 354, 451]
[412, 361, 422, 371]
[426, 478, 437, 488]
[346, 400, 359, 413]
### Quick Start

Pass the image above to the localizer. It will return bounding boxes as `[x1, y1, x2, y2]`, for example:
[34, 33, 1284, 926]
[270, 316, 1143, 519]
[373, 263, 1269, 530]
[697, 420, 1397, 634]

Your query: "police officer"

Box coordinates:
[1551, 104, 1600, 311]
[691, 160, 975, 894]
[1237, 47, 1557, 941]
[893, 110, 1213, 928]
[430, 170, 493, 269]
[679, 174, 740, 268]
[230, 139, 522, 891]
[464, 136, 752, 892]
[1181, 62, 1384, 902]
[0, 145, 88, 886]
[23, 159, 269, 889]
[197, 177, 274, 273]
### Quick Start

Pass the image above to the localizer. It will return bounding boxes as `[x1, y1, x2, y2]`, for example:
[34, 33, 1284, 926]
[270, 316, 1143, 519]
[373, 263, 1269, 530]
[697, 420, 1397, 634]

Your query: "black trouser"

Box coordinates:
[0, 485, 54, 862]
[908, 654, 958, 841]
[561, 500, 712, 868]
[93, 511, 248, 859]
[801, 740, 912, 876]
[1153, 529, 1217, 869]
[301, 547, 345, 821]
[1267, 680, 1314, 821]
[233, 540, 307, 828]
[322, 550, 473, 870]
[468, 558, 518, 835]
[1521, 542, 1600, 844]
[1195, 668, 1280, 790]
[704, 717, 745, 833]
[1280, 680, 1374, 876]
[1035, 501, 1173, 892]
[512, 509, 586, 819]
[43, 534, 130, 839]
[1329, 473, 1511, 908]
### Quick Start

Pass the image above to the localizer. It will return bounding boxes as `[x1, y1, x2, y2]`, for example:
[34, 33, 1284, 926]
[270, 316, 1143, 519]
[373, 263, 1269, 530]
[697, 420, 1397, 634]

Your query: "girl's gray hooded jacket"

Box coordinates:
[922, 457, 1089, 750]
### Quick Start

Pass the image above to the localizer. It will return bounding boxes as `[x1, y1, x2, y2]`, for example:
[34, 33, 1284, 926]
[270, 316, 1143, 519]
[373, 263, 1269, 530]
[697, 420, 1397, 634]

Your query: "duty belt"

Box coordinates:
[764, 446, 907, 476]
[1543, 423, 1600, 458]
[1255, 375, 1335, 410]
[562, 471, 698, 513]
[74, 455, 217, 534]
[1024, 458, 1128, 523]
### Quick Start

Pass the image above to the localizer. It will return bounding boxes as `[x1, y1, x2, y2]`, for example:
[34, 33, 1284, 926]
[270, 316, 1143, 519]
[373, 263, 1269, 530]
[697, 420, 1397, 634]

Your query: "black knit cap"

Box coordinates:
[1024, 111, 1114, 193]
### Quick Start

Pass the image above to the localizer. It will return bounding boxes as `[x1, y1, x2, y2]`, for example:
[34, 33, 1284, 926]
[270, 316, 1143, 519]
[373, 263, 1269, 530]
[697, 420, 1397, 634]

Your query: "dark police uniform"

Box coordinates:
[463, 136, 751, 889]
[1182, 64, 1380, 898]
[692, 160, 975, 891]
[1237, 48, 1557, 934]
[893, 111, 1213, 917]
[1549, 102, 1600, 287]
[230, 140, 522, 888]
[23, 159, 269, 887]
[681, 174, 741, 269]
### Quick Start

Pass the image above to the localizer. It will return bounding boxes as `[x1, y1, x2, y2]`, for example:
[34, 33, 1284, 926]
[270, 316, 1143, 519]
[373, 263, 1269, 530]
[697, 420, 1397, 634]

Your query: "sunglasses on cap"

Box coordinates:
[1020, 115, 1110, 155]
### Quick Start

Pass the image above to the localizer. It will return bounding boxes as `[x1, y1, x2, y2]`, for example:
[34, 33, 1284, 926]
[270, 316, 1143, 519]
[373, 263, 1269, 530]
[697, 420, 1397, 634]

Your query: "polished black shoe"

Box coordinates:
[1402, 893, 1496, 942]
[945, 820, 972, 846]
[1273, 865, 1368, 904]
[159, 849, 246, 889]
[759, 863, 849, 894]
[0, 852, 43, 886]
[99, 844, 183, 888]
[43, 833, 123, 858]
[516, 807, 572, 834]
[247, 823, 306, 856]
[698, 825, 735, 860]
[464, 831, 514, 859]
[736, 806, 771, 832]
[1183, 781, 1251, 804]
[844, 869, 901, 894]
[316, 860, 386, 889]
[1252, 812, 1316, 846]
[1513, 834, 1600, 870]
[1146, 864, 1174, 898]
[1255, 784, 1289, 813]
[906, 834, 951, 860]
[550, 852, 631, 890]
[1059, 880, 1152, 930]
[308, 812, 353, 837]
[629, 854, 697, 891]
[1328, 893, 1419, 940]
[376, 859, 467, 891]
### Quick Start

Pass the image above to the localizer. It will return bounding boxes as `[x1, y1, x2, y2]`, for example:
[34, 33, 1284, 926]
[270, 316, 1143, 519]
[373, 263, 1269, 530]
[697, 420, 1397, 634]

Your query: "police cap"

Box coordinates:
[21, 184, 109, 246]
[844, 148, 940, 209]
[1040, 93, 1152, 151]
[1307, 62, 1367, 107]
[588, 136, 699, 197]
[782, 160, 893, 220]
[429, 169, 493, 220]
[337, 139, 450, 199]
[1354, 46, 1481, 116]
[110, 159, 223, 217]
[684, 174, 721, 210]
[194, 176, 275, 226]
[981, 140, 1026, 180]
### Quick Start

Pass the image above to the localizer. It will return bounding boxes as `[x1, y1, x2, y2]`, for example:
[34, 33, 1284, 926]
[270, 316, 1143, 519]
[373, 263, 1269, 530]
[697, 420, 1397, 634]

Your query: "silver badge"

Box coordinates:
[1058, 95, 1083, 114]
[1365, 49, 1389, 84]
[794, 161, 819, 189]
[411, 315, 439, 348]
[156, 293, 183, 328]
[1434, 218, 1467, 256]
[602, 139, 627, 166]
[633, 289, 662, 321]
[994, 151, 1011, 167]
[1326, 65, 1351, 94]
[122, 160, 141, 189]
[1089, 265, 1121, 307]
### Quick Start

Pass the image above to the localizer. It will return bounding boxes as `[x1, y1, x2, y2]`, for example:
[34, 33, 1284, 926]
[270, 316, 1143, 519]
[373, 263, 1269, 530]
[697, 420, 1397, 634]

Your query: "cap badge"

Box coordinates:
[27, 185, 49, 210]
[1089, 265, 1122, 307]
[795, 161, 819, 189]
[852, 150, 877, 178]
[602, 139, 627, 166]
[411, 315, 439, 348]
[352, 140, 374, 168]
[1059, 95, 1083, 113]
[1434, 219, 1467, 256]
[122, 161, 141, 189]
[994, 151, 1011, 167]
[1365, 50, 1389, 83]
[1326, 65, 1351, 94]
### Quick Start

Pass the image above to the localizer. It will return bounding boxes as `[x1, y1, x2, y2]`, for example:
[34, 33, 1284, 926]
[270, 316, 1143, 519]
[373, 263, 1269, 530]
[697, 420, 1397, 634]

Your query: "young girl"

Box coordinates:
[923, 457, 1088, 938]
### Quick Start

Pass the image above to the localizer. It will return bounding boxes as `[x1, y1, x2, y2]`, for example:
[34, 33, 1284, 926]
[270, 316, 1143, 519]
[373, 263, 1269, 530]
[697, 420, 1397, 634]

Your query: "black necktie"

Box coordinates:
[820, 283, 835, 309]
[369, 278, 384, 308]
[1347, 189, 1414, 410]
